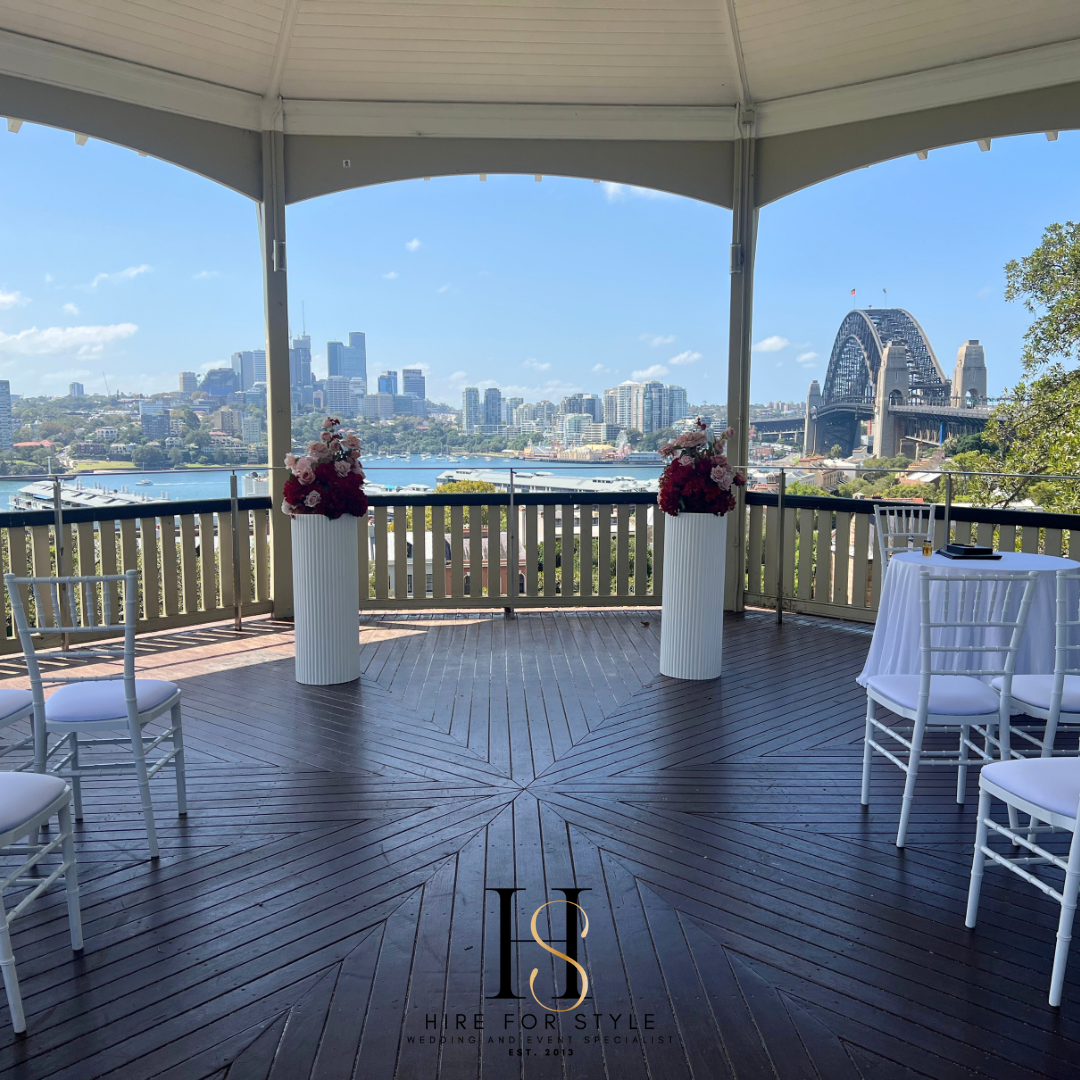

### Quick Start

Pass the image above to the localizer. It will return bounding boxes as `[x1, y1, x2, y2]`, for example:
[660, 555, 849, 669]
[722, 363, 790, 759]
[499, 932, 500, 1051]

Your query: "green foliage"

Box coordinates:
[131, 445, 169, 468]
[828, 444, 844, 458]
[856, 455, 912, 482]
[437, 481, 497, 494]
[639, 427, 678, 452]
[942, 431, 996, 456]
[785, 480, 832, 497]
[1005, 221, 1080, 374]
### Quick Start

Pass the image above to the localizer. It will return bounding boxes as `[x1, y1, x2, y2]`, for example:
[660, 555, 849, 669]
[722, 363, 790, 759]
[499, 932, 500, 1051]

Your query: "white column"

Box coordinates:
[259, 129, 294, 618]
[725, 134, 758, 612]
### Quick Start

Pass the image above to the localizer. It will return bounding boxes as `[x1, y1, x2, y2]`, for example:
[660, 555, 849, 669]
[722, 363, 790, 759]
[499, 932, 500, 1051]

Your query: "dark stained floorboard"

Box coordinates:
[0, 609, 1077, 1077]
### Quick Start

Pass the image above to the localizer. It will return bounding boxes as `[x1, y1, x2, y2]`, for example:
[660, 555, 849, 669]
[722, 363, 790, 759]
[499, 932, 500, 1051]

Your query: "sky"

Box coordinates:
[0, 121, 1076, 407]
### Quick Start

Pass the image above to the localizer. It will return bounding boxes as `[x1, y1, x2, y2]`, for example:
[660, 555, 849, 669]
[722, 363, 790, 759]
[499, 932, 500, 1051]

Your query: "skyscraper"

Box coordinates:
[180, 371, 198, 393]
[327, 341, 344, 378]
[344, 333, 367, 385]
[289, 335, 312, 389]
[378, 371, 398, 395]
[402, 368, 425, 399]
[462, 387, 482, 433]
[231, 350, 261, 391]
[0, 381, 13, 451]
[68, 382, 84, 397]
[324, 376, 358, 416]
[483, 387, 503, 430]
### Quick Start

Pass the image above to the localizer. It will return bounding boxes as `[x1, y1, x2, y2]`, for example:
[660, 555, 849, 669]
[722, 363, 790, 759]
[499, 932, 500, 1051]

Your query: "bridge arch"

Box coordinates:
[812, 309, 950, 455]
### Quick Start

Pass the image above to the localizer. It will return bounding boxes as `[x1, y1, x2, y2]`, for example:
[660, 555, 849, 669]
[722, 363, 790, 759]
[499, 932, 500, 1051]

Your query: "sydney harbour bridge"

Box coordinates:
[753, 309, 990, 457]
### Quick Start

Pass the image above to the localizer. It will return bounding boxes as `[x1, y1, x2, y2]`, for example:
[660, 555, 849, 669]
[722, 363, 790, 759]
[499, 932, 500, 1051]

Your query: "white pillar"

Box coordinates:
[259, 129, 294, 619]
[725, 134, 757, 612]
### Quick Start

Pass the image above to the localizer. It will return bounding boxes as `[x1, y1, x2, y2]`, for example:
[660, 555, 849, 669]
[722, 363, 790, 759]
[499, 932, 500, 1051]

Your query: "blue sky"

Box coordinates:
[0, 121, 1076, 406]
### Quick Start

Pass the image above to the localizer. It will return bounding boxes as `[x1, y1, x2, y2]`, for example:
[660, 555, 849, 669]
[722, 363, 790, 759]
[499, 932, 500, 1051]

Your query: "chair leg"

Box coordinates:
[170, 703, 187, 817]
[897, 713, 928, 848]
[1043, 705, 1061, 758]
[861, 696, 875, 806]
[965, 789, 992, 928]
[957, 725, 970, 805]
[0, 904, 24, 1035]
[68, 733, 83, 821]
[1050, 829, 1080, 1007]
[129, 719, 159, 859]
[57, 802, 82, 952]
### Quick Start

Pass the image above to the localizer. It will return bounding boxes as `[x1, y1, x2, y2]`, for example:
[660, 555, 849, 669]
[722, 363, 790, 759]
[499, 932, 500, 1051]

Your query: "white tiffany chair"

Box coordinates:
[873, 503, 936, 566]
[0, 772, 82, 1033]
[5, 570, 187, 859]
[991, 568, 1080, 759]
[966, 758, 1080, 1006]
[861, 569, 1038, 847]
[0, 691, 34, 768]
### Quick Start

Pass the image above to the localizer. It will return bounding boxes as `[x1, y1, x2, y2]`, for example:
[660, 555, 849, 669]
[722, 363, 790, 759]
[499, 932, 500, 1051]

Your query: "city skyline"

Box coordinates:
[0, 121, 1077, 404]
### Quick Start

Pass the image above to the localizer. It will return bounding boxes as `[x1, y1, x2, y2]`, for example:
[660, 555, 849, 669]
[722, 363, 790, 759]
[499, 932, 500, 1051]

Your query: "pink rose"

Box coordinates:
[303, 490, 321, 508]
[284, 453, 297, 470]
[353, 461, 365, 476]
[344, 434, 361, 450]
[334, 459, 351, 477]
[675, 430, 706, 448]
[322, 417, 337, 430]
[710, 463, 733, 486]
[281, 500, 295, 515]
[328, 439, 342, 455]
[659, 442, 676, 456]
[723, 427, 735, 439]
[677, 452, 694, 467]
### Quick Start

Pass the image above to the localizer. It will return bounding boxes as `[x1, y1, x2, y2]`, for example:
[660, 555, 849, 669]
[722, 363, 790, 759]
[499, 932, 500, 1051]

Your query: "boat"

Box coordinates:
[11, 479, 162, 512]
[136, 479, 153, 486]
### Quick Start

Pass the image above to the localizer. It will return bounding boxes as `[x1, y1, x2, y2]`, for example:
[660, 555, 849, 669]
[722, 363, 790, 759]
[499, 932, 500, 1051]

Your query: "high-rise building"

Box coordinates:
[0, 381, 12, 451]
[240, 414, 263, 445]
[140, 400, 171, 440]
[378, 371, 398, 395]
[68, 382, 84, 397]
[363, 393, 396, 420]
[329, 332, 367, 387]
[605, 380, 688, 434]
[210, 407, 242, 436]
[179, 371, 198, 393]
[581, 393, 603, 422]
[201, 368, 238, 397]
[324, 376, 357, 416]
[289, 335, 312, 389]
[231, 350, 265, 391]
[483, 387, 503, 430]
[401, 368, 425, 400]
[503, 396, 523, 424]
[666, 385, 689, 427]
[462, 387, 482, 433]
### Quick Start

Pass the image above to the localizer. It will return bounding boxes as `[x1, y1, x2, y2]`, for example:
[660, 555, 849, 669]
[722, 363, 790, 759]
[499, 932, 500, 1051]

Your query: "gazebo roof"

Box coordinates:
[1, 2, 1079, 202]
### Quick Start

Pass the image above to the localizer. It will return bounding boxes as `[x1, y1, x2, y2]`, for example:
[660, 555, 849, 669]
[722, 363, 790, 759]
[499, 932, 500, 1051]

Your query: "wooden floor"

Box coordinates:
[1, 608, 1079, 1079]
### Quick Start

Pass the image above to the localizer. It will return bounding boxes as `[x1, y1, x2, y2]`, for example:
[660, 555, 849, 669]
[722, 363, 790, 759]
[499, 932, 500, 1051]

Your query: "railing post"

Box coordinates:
[775, 468, 785, 624]
[52, 474, 70, 649]
[505, 469, 516, 618]
[943, 471, 953, 548]
[230, 472, 243, 631]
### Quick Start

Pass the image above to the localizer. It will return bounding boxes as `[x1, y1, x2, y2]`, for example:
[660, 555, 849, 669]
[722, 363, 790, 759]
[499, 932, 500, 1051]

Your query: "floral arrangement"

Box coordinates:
[282, 417, 369, 520]
[657, 419, 745, 516]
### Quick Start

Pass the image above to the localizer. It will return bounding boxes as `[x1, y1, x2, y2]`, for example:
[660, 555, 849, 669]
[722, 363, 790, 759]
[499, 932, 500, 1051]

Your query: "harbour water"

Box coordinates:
[0, 454, 663, 511]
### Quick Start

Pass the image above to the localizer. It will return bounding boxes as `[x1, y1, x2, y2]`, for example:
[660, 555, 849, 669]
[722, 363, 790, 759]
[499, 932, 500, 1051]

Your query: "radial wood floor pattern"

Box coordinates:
[0, 610, 1078, 1079]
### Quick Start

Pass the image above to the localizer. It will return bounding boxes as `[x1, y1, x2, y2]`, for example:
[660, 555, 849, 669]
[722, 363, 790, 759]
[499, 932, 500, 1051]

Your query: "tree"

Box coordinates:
[828, 444, 844, 459]
[132, 445, 169, 469]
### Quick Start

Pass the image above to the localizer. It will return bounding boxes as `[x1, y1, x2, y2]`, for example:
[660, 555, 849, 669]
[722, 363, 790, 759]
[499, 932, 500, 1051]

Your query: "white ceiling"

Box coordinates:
[0, 0, 1078, 137]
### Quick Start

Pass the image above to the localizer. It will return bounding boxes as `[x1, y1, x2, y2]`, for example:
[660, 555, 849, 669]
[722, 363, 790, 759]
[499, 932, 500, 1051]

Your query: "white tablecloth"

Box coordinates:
[858, 551, 1078, 686]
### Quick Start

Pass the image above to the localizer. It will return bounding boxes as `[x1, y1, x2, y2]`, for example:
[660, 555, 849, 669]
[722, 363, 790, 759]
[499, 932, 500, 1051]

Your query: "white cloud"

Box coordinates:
[192, 270, 219, 280]
[405, 238, 422, 252]
[43, 273, 53, 284]
[977, 284, 996, 297]
[602, 182, 674, 203]
[383, 271, 398, 280]
[0, 290, 29, 309]
[437, 284, 450, 294]
[753, 335, 790, 353]
[41, 367, 92, 385]
[0, 323, 137, 359]
[524, 358, 551, 372]
[591, 363, 611, 374]
[668, 350, 701, 366]
[62, 303, 79, 315]
[86, 264, 152, 290]
[796, 351, 819, 366]
[631, 364, 669, 380]
[640, 333, 675, 347]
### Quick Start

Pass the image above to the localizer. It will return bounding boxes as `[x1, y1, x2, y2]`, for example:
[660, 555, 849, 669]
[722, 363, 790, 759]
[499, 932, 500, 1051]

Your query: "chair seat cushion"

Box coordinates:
[866, 674, 1001, 716]
[0, 772, 68, 835]
[991, 675, 1080, 714]
[0, 688, 32, 726]
[982, 758, 1080, 820]
[45, 679, 179, 723]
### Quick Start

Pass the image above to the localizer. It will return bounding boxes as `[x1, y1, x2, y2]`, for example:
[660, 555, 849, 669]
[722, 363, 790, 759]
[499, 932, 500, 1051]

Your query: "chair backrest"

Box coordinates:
[918, 570, 1039, 692]
[874, 504, 935, 565]
[1055, 568, 1080, 680]
[4, 570, 138, 707]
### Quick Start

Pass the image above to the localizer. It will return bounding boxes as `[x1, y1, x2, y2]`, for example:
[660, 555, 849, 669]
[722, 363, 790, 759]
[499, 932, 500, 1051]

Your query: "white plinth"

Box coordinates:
[659, 511, 728, 680]
[291, 514, 361, 685]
